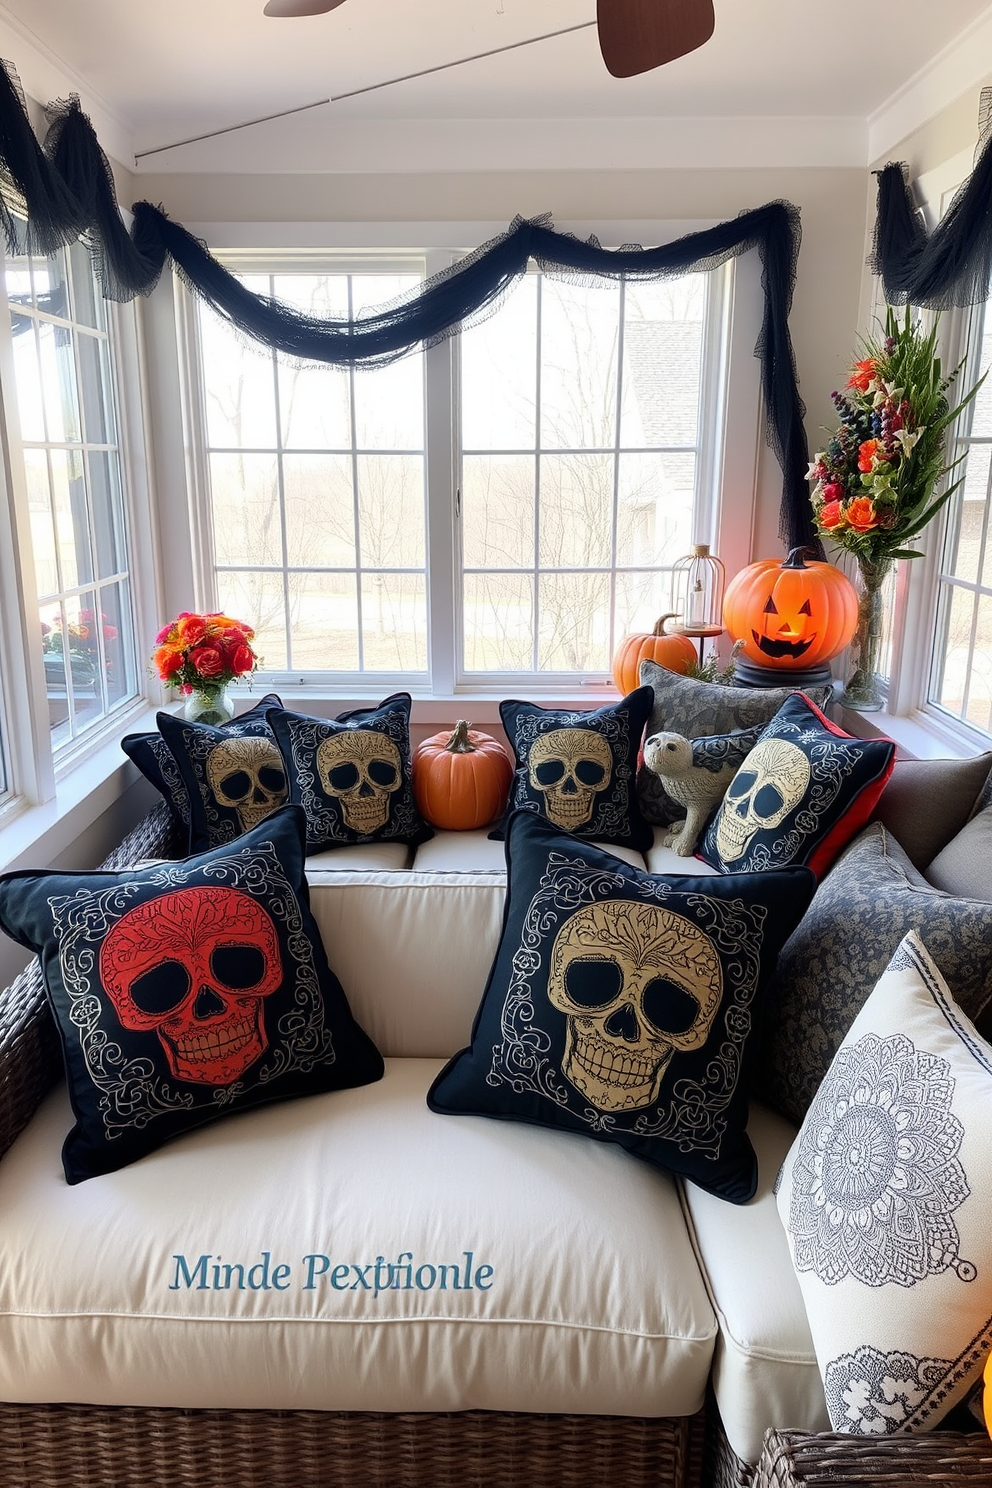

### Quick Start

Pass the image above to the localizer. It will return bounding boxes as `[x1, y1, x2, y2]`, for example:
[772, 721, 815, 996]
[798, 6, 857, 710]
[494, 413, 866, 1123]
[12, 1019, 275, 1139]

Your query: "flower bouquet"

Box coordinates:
[152, 611, 258, 724]
[807, 307, 983, 707]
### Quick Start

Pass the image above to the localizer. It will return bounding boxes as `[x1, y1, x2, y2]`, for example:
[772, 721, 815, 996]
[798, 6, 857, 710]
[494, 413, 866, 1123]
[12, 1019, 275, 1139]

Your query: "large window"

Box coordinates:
[6, 225, 138, 752]
[190, 255, 732, 693]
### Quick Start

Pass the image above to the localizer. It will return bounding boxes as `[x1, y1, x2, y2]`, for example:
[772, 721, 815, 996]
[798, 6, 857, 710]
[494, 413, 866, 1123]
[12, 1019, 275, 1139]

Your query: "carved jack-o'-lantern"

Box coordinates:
[722, 548, 858, 672]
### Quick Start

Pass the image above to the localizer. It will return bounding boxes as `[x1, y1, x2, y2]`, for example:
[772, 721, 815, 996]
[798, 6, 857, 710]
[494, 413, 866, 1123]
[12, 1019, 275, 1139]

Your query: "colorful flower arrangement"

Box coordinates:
[152, 611, 258, 696]
[807, 307, 981, 563]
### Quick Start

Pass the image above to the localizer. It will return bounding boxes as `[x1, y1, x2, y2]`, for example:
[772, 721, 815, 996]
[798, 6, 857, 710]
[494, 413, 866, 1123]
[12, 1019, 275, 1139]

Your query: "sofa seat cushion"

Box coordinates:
[307, 840, 412, 872]
[645, 832, 720, 877]
[0, 1058, 717, 1417]
[412, 830, 647, 872]
[679, 1101, 829, 1465]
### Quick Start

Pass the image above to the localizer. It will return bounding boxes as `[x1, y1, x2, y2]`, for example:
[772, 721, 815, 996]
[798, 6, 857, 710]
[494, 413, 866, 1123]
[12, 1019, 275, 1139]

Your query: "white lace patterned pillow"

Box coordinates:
[776, 930, 992, 1436]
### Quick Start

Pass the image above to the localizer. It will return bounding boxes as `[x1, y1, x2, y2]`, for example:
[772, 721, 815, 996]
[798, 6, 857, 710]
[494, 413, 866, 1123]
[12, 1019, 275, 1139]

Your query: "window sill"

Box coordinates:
[837, 702, 991, 761]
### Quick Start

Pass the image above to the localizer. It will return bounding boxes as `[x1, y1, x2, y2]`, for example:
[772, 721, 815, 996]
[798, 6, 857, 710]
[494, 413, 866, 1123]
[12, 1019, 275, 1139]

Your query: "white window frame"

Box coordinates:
[172, 221, 764, 707]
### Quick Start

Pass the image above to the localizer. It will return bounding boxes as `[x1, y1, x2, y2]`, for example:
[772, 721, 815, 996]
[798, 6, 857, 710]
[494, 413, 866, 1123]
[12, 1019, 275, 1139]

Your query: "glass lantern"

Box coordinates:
[669, 544, 725, 638]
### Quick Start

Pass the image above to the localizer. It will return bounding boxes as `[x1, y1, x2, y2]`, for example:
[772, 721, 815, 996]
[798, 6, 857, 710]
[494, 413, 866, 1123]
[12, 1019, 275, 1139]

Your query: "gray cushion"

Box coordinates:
[636, 661, 831, 825]
[870, 753, 992, 870]
[753, 822, 992, 1125]
[926, 804, 992, 900]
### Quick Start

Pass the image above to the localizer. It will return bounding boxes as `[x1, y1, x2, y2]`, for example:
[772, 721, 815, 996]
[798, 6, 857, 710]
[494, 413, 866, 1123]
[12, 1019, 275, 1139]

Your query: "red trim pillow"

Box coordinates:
[698, 692, 894, 879]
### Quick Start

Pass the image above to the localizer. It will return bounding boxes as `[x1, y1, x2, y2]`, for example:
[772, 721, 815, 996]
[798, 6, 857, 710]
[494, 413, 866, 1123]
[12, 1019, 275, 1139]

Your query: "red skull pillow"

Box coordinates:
[0, 806, 383, 1183]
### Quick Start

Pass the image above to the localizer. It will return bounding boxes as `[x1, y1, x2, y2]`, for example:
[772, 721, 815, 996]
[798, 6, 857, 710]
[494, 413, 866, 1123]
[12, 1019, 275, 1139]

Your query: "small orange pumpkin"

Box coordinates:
[723, 548, 858, 672]
[413, 719, 513, 830]
[611, 615, 697, 695]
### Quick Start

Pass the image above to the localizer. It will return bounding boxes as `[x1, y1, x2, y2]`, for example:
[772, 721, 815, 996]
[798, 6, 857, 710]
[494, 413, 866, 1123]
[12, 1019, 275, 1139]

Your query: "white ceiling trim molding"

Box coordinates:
[0, 7, 132, 169]
[868, 7, 992, 164]
[134, 113, 867, 176]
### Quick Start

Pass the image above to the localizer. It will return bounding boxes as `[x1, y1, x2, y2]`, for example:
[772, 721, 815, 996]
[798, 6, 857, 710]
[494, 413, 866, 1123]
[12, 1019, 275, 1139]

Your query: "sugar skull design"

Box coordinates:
[715, 737, 811, 862]
[100, 887, 283, 1085]
[205, 736, 287, 833]
[316, 729, 402, 833]
[546, 899, 723, 1111]
[528, 728, 613, 831]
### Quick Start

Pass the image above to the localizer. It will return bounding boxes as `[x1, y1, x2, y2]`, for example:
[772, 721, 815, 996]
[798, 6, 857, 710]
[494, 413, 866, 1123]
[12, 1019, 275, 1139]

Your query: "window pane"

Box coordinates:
[50, 448, 92, 591]
[68, 239, 107, 331]
[88, 449, 127, 580]
[76, 332, 114, 444]
[462, 454, 534, 569]
[615, 569, 676, 639]
[360, 573, 427, 670]
[217, 570, 288, 670]
[353, 357, 423, 449]
[201, 313, 277, 448]
[284, 453, 355, 567]
[617, 451, 696, 567]
[621, 278, 704, 447]
[288, 572, 358, 670]
[540, 279, 619, 450]
[933, 581, 975, 718]
[539, 453, 613, 568]
[538, 572, 611, 672]
[25, 449, 59, 597]
[209, 453, 281, 566]
[36, 320, 80, 443]
[357, 454, 425, 567]
[967, 593, 992, 732]
[279, 360, 351, 449]
[10, 320, 45, 441]
[463, 572, 533, 670]
[461, 276, 537, 450]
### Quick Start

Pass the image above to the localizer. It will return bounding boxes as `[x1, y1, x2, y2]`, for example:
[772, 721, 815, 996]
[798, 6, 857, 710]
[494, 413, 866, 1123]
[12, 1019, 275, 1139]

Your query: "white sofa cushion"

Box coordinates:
[307, 841, 412, 871]
[679, 1100, 829, 1464]
[0, 1059, 717, 1417]
[307, 870, 507, 1057]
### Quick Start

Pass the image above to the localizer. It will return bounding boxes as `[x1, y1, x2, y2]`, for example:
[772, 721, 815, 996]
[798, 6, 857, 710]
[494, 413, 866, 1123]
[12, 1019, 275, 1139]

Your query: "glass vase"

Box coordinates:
[844, 556, 893, 712]
[183, 682, 235, 726]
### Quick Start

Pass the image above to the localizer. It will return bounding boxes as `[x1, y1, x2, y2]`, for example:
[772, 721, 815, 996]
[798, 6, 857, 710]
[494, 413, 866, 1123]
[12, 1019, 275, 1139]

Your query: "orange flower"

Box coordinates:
[846, 496, 880, 532]
[153, 645, 185, 679]
[857, 439, 882, 473]
[848, 358, 877, 393]
[819, 499, 845, 530]
[175, 614, 208, 647]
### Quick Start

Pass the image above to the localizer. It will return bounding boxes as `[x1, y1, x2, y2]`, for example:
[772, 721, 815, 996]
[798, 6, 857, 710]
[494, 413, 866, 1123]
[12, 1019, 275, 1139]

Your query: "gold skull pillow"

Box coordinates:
[157, 707, 289, 853]
[494, 690, 655, 851]
[265, 693, 432, 850]
[0, 806, 384, 1184]
[699, 692, 895, 879]
[429, 811, 816, 1203]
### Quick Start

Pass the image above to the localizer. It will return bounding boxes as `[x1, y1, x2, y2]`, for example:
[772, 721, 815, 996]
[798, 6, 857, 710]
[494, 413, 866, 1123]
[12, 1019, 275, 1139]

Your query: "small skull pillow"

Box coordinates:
[265, 693, 432, 851]
[0, 806, 384, 1183]
[157, 706, 289, 853]
[492, 690, 655, 851]
[430, 811, 816, 1203]
[698, 692, 895, 879]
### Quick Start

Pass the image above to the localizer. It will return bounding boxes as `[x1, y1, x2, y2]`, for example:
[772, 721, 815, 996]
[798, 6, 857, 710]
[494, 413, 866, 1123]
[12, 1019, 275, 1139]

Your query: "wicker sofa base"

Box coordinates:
[0, 1401, 707, 1488]
[754, 1426, 992, 1486]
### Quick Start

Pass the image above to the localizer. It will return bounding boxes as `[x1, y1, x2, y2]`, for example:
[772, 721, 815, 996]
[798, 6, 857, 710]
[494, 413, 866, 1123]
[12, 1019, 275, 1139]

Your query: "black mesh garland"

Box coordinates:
[871, 129, 992, 310]
[0, 60, 818, 551]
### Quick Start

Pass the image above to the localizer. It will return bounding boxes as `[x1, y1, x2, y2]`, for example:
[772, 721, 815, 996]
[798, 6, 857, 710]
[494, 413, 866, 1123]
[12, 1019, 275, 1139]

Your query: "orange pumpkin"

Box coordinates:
[611, 615, 697, 695]
[413, 719, 513, 830]
[723, 548, 858, 672]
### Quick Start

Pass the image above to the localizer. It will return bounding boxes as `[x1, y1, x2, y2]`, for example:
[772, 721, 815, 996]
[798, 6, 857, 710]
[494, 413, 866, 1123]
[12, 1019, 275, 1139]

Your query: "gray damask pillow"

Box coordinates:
[636, 661, 831, 825]
[754, 823, 992, 1125]
[776, 932, 992, 1436]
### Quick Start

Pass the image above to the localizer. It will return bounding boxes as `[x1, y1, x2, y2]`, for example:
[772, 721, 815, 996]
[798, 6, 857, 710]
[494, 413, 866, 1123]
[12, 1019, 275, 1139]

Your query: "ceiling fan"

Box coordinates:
[261, 0, 716, 80]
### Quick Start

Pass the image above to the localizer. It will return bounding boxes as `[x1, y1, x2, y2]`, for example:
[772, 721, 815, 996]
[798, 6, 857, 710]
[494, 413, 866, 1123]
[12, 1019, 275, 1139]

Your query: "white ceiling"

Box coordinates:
[1, 0, 991, 171]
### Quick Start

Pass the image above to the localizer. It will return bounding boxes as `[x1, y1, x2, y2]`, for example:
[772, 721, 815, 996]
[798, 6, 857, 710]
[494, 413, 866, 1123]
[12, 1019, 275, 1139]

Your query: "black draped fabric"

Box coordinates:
[871, 131, 992, 310]
[0, 61, 818, 551]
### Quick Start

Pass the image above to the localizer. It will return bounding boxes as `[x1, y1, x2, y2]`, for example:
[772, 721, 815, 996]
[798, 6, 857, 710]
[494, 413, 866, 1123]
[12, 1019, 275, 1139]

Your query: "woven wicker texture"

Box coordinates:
[755, 1427, 992, 1487]
[0, 801, 179, 1163]
[706, 1399, 756, 1488]
[0, 1404, 706, 1488]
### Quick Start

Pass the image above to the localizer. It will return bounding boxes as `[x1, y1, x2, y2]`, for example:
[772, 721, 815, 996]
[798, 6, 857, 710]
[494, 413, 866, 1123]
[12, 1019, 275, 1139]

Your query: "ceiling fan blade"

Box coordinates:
[263, 0, 347, 16]
[597, 0, 715, 78]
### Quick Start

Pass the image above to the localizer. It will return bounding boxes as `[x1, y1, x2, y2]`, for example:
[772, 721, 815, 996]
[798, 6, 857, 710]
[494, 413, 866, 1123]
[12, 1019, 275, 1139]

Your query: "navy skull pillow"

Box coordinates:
[157, 704, 289, 853]
[430, 811, 815, 1203]
[265, 692, 432, 851]
[122, 694, 283, 848]
[698, 692, 895, 880]
[0, 806, 383, 1183]
[492, 688, 654, 851]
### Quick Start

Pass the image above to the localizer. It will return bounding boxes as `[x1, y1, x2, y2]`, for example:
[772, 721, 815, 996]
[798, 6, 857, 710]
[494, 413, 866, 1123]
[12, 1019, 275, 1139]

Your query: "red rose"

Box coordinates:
[821, 481, 844, 504]
[229, 642, 255, 675]
[190, 644, 224, 678]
